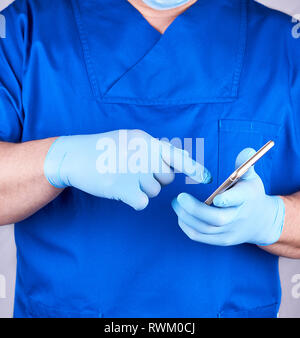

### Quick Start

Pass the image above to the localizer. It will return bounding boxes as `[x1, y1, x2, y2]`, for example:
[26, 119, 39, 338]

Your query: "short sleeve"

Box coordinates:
[0, 1, 27, 142]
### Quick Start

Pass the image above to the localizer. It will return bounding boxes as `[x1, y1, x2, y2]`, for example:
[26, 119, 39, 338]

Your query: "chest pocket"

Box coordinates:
[218, 120, 281, 193]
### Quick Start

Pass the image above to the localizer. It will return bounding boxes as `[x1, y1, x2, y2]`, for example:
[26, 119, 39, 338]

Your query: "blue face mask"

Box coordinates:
[142, 0, 191, 10]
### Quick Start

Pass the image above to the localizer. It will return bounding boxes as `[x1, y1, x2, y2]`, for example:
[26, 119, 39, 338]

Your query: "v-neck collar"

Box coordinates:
[127, 0, 202, 35]
[72, 0, 248, 105]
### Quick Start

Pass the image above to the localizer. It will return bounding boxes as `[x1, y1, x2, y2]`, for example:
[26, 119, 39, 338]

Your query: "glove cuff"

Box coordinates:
[44, 136, 70, 188]
[260, 196, 285, 246]
[272, 196, 285, 243]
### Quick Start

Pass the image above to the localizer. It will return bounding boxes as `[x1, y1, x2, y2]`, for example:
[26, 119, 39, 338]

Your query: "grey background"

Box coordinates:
[0, 0, 300, 318]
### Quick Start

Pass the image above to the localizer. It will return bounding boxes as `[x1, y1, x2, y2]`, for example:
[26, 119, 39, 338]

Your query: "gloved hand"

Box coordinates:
[172, 148, 285, 246]
[44, 129, 212, 210]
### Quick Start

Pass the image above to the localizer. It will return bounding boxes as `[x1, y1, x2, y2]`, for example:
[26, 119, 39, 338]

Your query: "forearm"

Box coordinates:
[260, 192, 300, 259]
[0, 138, 62, 225]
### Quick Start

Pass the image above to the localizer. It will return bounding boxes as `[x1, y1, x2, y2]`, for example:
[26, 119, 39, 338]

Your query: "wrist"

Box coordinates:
[260, 195, 285, 246]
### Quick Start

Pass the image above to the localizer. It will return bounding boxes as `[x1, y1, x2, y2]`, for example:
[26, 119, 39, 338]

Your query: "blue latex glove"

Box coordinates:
[44, 130, 212, 211]
[172, 148, 285, 246]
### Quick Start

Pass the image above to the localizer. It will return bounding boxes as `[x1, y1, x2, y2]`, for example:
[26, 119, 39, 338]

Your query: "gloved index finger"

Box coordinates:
[160, 141, 212, 184]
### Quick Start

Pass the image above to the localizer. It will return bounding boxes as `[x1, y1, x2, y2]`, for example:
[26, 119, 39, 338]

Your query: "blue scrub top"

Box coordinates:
[0, 0, 299, 318]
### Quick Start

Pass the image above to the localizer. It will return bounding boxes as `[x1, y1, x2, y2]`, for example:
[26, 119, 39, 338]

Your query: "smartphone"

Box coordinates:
[204, 140, 275, 205]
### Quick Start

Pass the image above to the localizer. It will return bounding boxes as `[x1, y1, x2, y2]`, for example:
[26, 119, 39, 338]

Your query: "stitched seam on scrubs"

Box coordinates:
[99, 96, 237, 105]
[218, 302, 279, 318]
[231, 0, 248, 98]
[26, 298, 100, 318]
[219, 119, 281, 135]
[102, 38, 163, 98]
[71, 0, 101, 99]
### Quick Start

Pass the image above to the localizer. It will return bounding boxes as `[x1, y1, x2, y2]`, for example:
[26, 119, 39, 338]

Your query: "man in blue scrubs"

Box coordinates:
[0, 0, 300, 318]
